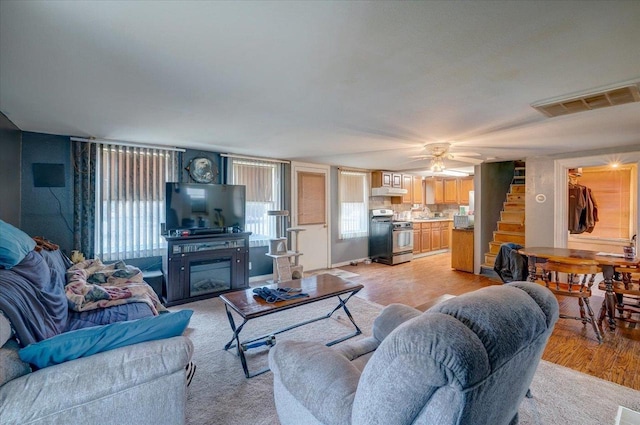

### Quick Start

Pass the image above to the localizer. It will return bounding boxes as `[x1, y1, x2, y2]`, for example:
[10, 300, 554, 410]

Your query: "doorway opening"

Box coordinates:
[567, 163, 637, 253]
[554, 153, 640, 251]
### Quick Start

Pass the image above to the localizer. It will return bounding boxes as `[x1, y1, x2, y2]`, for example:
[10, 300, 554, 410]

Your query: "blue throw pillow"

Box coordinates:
[19, 309, 193, 368]
[0, 220, 36, 269]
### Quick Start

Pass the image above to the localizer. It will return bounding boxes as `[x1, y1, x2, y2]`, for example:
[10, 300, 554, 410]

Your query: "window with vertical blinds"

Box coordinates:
[230, 158, 283, 245]
[339, 169, 369, 239]
[96, 144, 178, 261]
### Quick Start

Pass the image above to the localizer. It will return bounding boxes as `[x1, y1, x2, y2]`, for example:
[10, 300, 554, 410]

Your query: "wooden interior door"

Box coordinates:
[292, 162, 330, 271]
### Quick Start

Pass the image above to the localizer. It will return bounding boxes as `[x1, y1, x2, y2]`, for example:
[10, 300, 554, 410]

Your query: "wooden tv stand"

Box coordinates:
[162, 232, 251, 306]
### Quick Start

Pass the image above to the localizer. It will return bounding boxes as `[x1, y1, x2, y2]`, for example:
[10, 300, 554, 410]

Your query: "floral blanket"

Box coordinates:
[65, 259, 167, 315]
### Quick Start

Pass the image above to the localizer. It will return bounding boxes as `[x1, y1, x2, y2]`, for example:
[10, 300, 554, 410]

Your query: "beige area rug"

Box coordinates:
[250, 269, 360, 287]
[305, 268, 360, 279]
[174, 294, 640, 425]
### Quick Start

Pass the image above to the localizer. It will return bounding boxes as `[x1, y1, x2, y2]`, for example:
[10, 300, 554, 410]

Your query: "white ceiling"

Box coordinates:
[1, 1, 640, 174]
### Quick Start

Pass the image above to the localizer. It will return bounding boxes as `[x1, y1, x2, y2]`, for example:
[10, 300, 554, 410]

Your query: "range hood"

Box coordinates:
[371, 187, 408, 196]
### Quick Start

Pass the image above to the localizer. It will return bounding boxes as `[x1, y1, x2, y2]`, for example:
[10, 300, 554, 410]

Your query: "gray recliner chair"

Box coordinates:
[268, 281, 559, 425]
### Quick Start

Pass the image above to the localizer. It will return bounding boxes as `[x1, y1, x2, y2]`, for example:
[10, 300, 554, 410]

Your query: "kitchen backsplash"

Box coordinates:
[369, 196, 461, 218]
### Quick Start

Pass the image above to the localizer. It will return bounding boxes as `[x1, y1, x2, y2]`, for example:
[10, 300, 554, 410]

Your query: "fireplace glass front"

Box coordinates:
[189, 257, 232, 297]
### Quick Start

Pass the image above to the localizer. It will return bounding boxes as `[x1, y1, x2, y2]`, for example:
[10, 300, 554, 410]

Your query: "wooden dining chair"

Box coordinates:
[538, 259, 603, 343]
[598, 265, 640, 324]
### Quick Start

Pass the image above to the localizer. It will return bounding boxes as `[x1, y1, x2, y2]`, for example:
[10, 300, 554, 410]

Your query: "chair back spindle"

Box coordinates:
[537, 259, 602, 343]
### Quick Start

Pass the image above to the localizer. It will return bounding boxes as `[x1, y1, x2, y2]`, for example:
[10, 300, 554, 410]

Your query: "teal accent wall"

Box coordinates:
[21, 132, 74, 254]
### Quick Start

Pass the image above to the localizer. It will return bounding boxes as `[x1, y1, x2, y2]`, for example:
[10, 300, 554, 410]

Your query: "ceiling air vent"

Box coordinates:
[532, 83, 640, 118]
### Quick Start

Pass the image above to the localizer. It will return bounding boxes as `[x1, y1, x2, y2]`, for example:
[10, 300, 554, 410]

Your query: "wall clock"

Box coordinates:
[186, 157, 217, 183]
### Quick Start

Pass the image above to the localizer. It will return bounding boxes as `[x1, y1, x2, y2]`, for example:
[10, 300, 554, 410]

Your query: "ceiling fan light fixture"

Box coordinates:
[430, 157, 445, 172]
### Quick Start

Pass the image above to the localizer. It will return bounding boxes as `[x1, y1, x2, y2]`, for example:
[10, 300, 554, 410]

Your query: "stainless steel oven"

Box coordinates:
[392, 222, 414, 254]
[369, 209, 414, 265]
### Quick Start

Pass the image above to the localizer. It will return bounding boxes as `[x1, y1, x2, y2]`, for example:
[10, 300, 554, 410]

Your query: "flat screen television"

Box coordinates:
[165, 183, 246, 234]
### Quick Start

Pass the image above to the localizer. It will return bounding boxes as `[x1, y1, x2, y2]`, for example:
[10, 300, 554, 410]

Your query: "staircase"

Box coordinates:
[482, 162, 526, 271]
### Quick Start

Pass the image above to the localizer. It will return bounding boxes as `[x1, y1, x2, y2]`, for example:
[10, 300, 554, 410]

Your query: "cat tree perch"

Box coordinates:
[266, 210, 305, 283]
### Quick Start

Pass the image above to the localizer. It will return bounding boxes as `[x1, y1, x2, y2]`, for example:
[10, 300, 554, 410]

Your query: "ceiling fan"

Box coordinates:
[409, 142, 483, 172]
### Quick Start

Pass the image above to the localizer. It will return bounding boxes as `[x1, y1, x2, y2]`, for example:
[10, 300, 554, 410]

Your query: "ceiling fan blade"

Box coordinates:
[404, 158, 431, 164]
[452, 156, 484, 164]
[451, 144, 534, 152]
[448, 151, 482, 157]
[408, 141, 534, 167]
[397, 166, 439, 173]
[396, 165, 474, 174]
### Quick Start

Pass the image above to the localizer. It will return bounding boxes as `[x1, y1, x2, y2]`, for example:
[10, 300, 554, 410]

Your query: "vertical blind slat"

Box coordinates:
[143, 149, 150, 258]
[133, 148, 140, 258]
[125, 147, 132, 259]
[134, 147, 140, 258]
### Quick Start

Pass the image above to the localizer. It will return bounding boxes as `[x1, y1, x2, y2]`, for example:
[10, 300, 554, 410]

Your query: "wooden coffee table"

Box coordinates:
[220, 273, 364, 378]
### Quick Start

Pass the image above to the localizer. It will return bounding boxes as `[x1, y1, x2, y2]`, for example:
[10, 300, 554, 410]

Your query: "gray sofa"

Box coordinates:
[0, 335, 193, 424]
[269, 281, 559, 425]
[0, 236, 194, 424]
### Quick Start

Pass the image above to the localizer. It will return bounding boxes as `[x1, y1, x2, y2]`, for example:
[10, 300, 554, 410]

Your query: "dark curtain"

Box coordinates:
[72, 141, 97, 259]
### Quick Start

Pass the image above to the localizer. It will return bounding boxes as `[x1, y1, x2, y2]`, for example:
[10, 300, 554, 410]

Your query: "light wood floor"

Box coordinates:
[338, 252, 640, 390]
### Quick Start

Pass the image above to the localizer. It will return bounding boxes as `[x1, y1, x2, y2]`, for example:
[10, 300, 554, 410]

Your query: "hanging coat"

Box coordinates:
[568, 183, 598, 234]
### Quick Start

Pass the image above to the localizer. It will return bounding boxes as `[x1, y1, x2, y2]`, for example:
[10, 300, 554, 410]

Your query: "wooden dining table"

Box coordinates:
[518, 246, 640, 331]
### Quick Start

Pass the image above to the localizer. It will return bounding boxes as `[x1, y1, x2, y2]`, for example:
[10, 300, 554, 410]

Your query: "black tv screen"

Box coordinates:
[165, 183, 245, 233]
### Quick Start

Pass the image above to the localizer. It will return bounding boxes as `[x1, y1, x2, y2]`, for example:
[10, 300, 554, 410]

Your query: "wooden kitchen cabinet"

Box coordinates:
[443, 179, 458, 204]
[392, 173, 402, 187]
[413, 221, 453, 254]
[402, 174, 413, 203]
[372, 171, 403, 188]
[401, 175, 424, 205]
[420, 220, 451, 251]
[434, 179, 444, 204]
[425, 177, 474, 205]
[425, 178, 444, 204]
[420, 223, 432, 253]
[441, 221, 451, 249]
[458, 177, 474, 205]
[431, 223, 441, 250]
[451, 228, 474, 273]
[372, 171, 391, 187]
[424, 179, 434, 204]
[412, 176, 423, 205]
[412, 222, 432, 254]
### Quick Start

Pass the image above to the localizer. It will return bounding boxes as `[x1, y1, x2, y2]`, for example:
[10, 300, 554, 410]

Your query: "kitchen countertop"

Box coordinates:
[410, 218, 453, 222]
